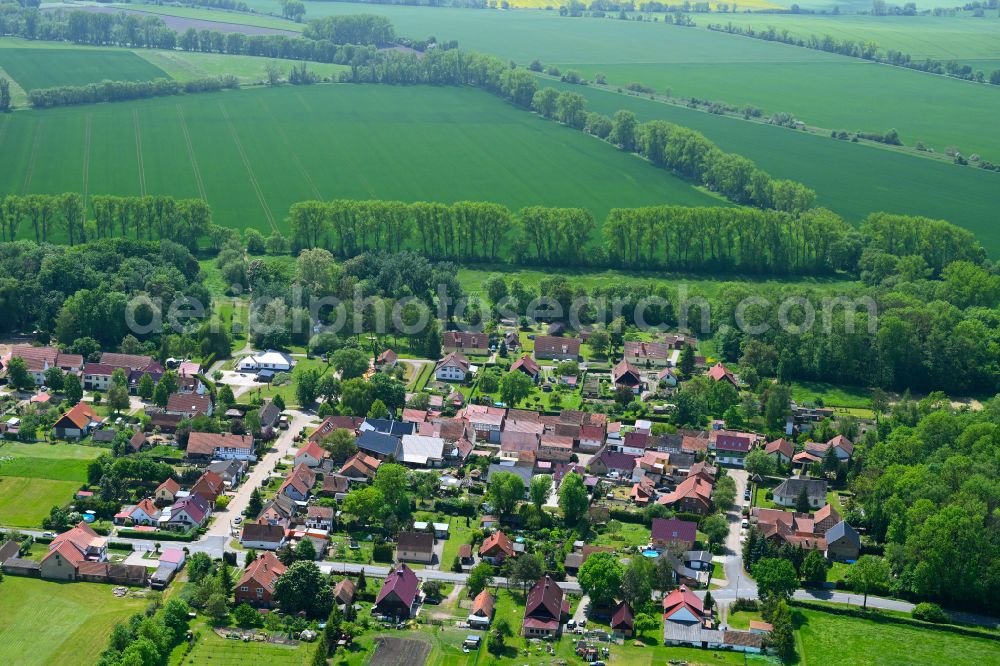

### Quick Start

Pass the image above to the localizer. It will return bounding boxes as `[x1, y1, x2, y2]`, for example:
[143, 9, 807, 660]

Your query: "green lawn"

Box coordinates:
[0, 441, 104, 481]
[137, 49, 347, 84]
[0, 47, 168, 91]
[0, 441, 102, 527]
[0, 83, 718, 241]
[795, 608, 1000, 665]
[0, 576, 147, 666]
[170, 627, 314, 666]
[592, 521, 651, 551]
[789, 380, 874, 410]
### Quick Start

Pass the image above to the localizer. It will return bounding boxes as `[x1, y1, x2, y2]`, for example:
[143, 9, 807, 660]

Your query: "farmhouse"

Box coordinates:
[375, 564, 420, 619]
[533, 336, 580, 361]
[186, 432, 256, 461]
[305, 506, 334, 531]
[53, 402, 102, 440]
[356, 430, 404, 461]
[479, 530, 516, 564]
[764, 438, 794, 464]
[340, 451, 381, 480]
[4, 345, 83, 386]
[825, 520, 862, 561]
[235, 551, 287, 608]
[623, 341, 671, 367]
[443, 331, 490, 354]
[522, 575, 568, 637]
[773, 477, 827, 509]
[435, 352, 470, 382]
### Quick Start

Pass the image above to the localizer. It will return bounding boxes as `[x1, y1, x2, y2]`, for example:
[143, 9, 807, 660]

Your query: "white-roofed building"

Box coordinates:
[401, 434, 445, 467]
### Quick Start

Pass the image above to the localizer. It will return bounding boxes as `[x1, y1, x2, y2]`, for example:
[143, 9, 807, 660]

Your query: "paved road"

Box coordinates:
[204, 409, 316, 540]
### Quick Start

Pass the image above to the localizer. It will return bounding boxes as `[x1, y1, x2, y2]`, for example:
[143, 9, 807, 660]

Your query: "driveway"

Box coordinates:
[203, 409, 316, 539]
[716, 468, 757, 599]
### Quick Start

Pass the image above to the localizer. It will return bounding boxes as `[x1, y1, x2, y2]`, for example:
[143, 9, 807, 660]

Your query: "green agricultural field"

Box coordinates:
[543, 79, 1000, 255]
[0, 83, 719, 237]
[556, 60, 1000, 161]
[0, 476, 81, 527]
[794, 608, 1000, 665]
[698, 13, 1000, 64]
[0, 47, 167, 91]
[0, 577, 148, 666]
[137, 49, 346, 84]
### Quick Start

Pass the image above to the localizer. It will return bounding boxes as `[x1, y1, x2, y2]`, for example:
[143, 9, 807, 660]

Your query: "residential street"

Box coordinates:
[714, 468, 758, 599]
[203, 409, 316, 540]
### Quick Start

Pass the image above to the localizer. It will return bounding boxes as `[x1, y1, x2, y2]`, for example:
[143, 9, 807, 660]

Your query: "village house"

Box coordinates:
[334, 578, 356, 607]
[521, 575, 568, 637]
[806, 435, 855, 461]
[241, 522, 287, 550]
[340, 451, 381, 480]
[825, 520, 862, 561]
[468, 589, 495, 628]
[53, 402, 102, 441]
[114, 498, 160, 526]
[612, 359, 643, 394]
[83, 353, 164, 393]
[611, 601, 635, 638]
[186, 432, 256, 462]
[588, 447, 637, 478]
[538, 434, 573, 462]
[479, 530, 515, 564]
[154, 478, 181, 505]
[235, 551, 287, 608]
[764, 438, 794, 465]
[257, 494, 297, 527]
[206, 459, 246, 488]
[375, 564, 420, 619]
[165, 392, 213, 419]
[3, 345, 83, 386]
[294, 440, 327, 468]
[167, 494, 211, 530]
[39, 522, 107, 580]
[308, 415, 363, 445]
[190, 470, 226, 506]
[237, 350, 295, 375]
[279, 464, 316, 502]
[651, 518, 698, 553]
[376, 348, 398, 371]
[442, 331, 490, 354]
[305, 506, 334, 531]
[773, 477, 828, 509]
[462, 404, 505, 443]
[710, 431, 757, 467]
[435, 352, 471, 382]
[533, 336, 581, 361]
[396, 531, 435, 563]
[623, 341, 671, 367]
[510, 354, 541, 382]
[707, 362, 738, 387]
[320, 473, 351, 500]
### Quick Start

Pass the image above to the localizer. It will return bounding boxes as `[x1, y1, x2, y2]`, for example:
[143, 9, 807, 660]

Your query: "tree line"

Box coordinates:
[0, 7, 384, 66]
[27, 75, 238, 109]
[0, 194, 211, 249]
[708, 22, 1000, 87]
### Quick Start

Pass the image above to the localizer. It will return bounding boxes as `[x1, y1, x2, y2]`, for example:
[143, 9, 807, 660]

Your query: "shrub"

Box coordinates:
[912, 603, 948, 623]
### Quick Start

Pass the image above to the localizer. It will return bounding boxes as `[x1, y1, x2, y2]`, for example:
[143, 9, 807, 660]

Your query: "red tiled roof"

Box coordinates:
[533, 336, 581, 357]
[662, 584, 704, 618]
[58, 402, 99, 430]
[471, 589, 495, 617]
[237, 551, 286, 593]
[479, 530, 515, 558]
[166, 392, 212, 416]
[186, 432, 253, 457]
[510, 355, 540, 377]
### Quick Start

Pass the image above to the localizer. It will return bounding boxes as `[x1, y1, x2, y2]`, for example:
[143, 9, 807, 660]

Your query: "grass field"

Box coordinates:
[0, 83, 719, 237]
[0, 441, 101, 527]
[794, 608, 1000, 665]
[170, 628, 314, 665]
[544, 78, 1000, 255]
[137, 49, 347, 83]
[0, 576, 147, 666]
[0, 47, 167, 91]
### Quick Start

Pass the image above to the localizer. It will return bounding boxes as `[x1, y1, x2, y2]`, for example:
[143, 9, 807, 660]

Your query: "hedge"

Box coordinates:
[117, 528, 196, 542]
[108, 541, 136, 551]
[789, 600, 999, 641]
